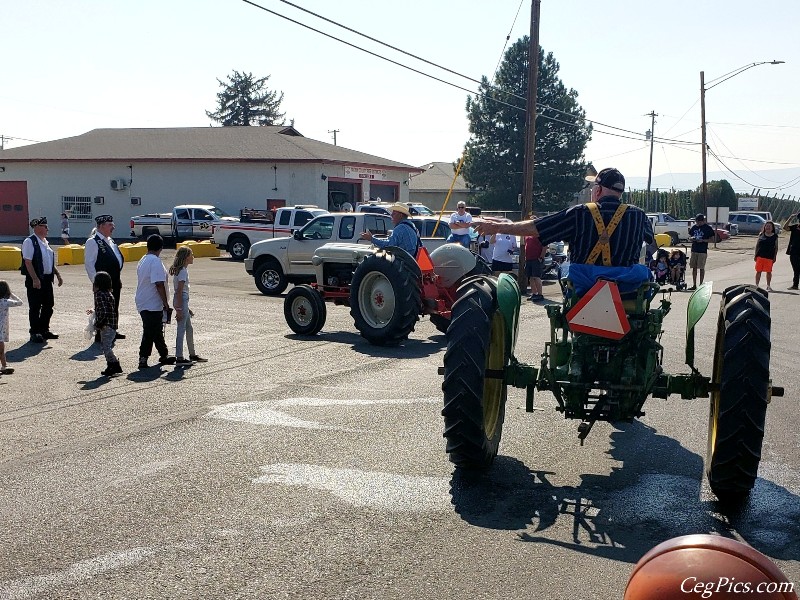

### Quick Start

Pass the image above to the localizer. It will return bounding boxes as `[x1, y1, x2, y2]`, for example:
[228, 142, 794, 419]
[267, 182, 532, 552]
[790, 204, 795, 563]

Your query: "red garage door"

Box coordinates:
[0, 181, 30, 236]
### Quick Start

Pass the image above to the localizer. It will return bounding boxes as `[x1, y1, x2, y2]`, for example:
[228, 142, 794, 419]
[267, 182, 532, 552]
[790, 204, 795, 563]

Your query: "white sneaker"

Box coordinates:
[766, 286, 773, 292]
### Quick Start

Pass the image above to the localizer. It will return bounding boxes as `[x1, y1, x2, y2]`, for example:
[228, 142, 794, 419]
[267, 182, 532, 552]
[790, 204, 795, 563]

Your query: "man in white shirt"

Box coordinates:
[21, 217, 63, 343]
[85, 214, 126, 340]
[134, 235, 175, 369]
[491, 233, 518, 275]
[447, 202, 473, 247]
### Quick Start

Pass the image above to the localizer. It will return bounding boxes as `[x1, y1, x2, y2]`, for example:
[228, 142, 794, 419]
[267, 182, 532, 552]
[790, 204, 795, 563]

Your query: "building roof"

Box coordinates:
[409, 162, 470, 192]
[0, 126, 421, 171]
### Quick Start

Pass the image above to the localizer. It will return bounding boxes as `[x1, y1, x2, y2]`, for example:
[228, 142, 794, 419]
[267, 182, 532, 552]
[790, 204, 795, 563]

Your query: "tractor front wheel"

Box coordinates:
[707, 285, 770, 500]
[442, 276, 509, 468]
[350, 251, 422, 345]
[284, 285, 327, 335]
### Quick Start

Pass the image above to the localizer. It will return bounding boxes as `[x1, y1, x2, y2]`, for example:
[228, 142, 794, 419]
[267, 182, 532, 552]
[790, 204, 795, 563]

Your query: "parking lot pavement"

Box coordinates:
[1, 246, 798, 598]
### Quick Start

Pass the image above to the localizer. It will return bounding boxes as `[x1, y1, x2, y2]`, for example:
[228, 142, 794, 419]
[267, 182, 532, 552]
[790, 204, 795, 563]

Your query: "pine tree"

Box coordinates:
[206, 70, 286, 126]
[462, 39, 591, 212]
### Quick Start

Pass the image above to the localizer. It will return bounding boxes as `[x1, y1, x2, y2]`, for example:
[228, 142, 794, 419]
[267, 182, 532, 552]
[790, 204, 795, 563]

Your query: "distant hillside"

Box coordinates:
[625, 166, 800, 198]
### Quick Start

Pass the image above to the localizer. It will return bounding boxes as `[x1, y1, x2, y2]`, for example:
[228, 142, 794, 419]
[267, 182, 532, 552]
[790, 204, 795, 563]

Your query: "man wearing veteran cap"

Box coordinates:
[21, 217, 63, 343]
[359, 203, 421, 257]
[85, 215, 126, 340]
[476, 168, 653, 271]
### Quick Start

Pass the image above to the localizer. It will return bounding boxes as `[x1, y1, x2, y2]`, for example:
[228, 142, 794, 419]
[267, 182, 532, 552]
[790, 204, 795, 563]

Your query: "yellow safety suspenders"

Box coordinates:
[585, 202, 628, 266]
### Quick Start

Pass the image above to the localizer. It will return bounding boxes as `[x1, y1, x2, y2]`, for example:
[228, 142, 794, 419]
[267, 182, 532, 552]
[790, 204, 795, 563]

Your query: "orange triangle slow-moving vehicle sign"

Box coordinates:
[565, 280, 630, 340]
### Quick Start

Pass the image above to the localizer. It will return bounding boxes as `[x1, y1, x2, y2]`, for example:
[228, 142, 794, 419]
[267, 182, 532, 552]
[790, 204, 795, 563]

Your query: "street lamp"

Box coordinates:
[700, 61, 784, 220]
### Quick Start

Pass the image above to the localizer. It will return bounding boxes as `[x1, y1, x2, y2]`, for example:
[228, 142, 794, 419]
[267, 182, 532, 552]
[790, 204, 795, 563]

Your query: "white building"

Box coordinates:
[0, 126, 421, 238]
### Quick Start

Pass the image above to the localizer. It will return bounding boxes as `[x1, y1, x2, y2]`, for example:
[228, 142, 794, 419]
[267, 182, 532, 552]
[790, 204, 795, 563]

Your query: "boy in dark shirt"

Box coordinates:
[88, 271, 123, 376]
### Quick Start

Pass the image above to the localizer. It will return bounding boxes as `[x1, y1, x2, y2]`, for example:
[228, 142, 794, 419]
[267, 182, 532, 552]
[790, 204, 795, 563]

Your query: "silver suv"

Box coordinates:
[728, 213, 781, 235]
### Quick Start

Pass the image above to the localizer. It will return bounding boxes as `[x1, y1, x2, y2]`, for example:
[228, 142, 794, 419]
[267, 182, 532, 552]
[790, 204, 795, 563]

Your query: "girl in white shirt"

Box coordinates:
[0, 280, 23, 374]
[169, 247, 207, 365]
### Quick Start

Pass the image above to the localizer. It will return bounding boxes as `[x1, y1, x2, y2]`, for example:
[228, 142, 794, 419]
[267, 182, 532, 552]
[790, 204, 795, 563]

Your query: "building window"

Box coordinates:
[62, 196, 92, 220]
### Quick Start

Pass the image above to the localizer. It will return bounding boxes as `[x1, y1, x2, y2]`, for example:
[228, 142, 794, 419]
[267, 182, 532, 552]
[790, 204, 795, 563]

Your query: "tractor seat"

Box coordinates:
[564, 264, 654, 315]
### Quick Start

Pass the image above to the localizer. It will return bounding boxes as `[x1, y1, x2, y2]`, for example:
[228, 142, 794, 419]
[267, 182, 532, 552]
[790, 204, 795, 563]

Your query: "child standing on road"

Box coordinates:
[87, 271, 122, 376]
[169, 247, 207, 365]
[754, 220, 779, 292]
[0, 280, 23, 375]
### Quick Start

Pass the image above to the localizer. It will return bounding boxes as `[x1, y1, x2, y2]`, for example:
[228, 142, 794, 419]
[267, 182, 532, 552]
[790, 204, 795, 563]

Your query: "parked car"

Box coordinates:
[212, 205, 329, 260]
[130, 204, 238, 241]
[408, 217, 451, 239]
[728, 213, 781, 235]
[357, 202, 435, 216]
[730, 210, 773, 223]
[646, 213, 690, 245]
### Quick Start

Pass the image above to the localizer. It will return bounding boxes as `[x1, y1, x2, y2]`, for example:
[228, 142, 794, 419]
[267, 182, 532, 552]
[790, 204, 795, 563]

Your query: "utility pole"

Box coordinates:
[645, 111, 657, 213]
[700, 71, 708, 220]
[328, 129, 339, 146]
[519, 0, 541, 289]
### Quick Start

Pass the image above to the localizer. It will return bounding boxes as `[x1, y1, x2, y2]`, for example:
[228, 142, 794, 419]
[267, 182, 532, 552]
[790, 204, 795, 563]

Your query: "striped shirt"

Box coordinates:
[535, 197, 654, 267]
[372, 220, 420, 256]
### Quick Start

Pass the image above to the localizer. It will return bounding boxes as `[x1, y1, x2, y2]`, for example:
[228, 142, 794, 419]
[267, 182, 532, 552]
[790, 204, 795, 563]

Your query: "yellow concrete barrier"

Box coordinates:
[119, 242, 148, 262]
[57, 243, 85, 266]
[654, 233, 672, 248]
[177, 240, 220, 258]
[0, 246, 22, 271]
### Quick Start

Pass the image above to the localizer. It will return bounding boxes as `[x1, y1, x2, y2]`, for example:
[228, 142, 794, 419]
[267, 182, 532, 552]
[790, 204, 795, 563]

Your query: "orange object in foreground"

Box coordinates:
[624, 535, 797, 599]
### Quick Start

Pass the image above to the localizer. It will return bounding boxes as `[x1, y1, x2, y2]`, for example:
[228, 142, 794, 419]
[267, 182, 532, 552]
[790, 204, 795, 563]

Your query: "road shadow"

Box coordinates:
[125, 366, 168, 383]
[69, 344, 103, 362]
[449, 420, 800, 564]
[284, 330, 446, 359]
[78, 374, 119, 390]
[6, 341, 50, 362]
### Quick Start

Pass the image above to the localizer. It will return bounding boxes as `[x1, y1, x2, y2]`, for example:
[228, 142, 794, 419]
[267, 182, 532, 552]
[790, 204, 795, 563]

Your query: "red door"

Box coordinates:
[0, 181, 30, 236]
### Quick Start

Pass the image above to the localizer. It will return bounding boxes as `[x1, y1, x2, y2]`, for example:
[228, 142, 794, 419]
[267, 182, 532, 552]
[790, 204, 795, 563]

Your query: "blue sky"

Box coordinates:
[3, 0, 799, 197]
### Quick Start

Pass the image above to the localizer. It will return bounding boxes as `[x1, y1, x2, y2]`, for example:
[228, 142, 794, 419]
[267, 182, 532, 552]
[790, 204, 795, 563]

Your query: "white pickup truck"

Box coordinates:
[212, 205, 329, 260]
[130, 204, 238, 241]
[646, 213, 690, 245]
[244, 213, 453, 295]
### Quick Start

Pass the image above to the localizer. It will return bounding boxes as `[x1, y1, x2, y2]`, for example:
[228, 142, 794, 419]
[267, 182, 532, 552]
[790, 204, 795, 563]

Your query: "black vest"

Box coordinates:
[94, 235, 124, 281]
[20, 235, 45, 279]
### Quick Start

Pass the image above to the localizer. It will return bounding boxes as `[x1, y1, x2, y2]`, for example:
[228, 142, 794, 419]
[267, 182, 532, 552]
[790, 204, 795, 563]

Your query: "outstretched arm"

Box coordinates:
[475, 218, 539, 238]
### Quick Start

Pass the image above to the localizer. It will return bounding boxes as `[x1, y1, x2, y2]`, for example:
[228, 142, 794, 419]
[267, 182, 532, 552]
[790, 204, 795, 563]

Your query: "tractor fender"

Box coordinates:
[495, 273, 522, 359]
[685, 281, 713, 368]
[384, 246, 422, 279]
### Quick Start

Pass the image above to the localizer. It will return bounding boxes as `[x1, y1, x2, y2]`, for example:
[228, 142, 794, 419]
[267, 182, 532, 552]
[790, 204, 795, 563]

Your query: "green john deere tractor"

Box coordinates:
[440, 273, 782, 501]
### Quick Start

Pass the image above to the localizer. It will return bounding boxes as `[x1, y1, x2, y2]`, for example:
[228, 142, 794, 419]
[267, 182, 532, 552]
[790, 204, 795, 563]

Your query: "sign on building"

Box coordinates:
[344, 165, 388, 180]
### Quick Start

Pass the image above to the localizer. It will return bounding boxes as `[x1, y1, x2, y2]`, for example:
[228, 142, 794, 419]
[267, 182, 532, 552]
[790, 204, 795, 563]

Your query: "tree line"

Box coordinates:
[206, 64, 798, 222]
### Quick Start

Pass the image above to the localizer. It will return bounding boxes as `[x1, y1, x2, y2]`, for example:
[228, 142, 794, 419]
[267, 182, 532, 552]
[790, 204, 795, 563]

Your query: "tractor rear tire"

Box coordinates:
[350, 251, 422, 346]
[706, 285, 770, 500]
[429, 314, 450, 334]
[442, 276, 509, 468]
[284, 285, 327, 335]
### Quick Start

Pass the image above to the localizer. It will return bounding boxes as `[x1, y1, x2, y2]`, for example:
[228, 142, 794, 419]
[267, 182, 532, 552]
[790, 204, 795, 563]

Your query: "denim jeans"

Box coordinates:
[175, 294, 195, 358]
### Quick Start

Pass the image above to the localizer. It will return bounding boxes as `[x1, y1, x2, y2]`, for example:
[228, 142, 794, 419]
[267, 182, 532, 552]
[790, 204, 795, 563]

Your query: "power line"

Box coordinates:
[491, 0, 526, 83]
[707, 147, 800, 191]
[242, 0, 703, 147]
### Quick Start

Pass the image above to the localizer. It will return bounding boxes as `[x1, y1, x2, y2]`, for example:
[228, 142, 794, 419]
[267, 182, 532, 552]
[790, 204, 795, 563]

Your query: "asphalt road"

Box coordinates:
[0, 237, 797, 599]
